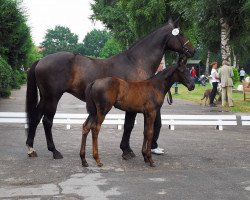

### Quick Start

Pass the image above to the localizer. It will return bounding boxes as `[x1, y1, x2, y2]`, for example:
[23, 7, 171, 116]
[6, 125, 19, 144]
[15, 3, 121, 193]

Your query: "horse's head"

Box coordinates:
[173, 55, 195, 91]
[164, 18, 196, 58]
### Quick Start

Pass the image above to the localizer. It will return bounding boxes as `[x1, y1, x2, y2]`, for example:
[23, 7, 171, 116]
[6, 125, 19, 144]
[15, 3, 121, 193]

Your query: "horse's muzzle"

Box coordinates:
[184, 48, 196, 58]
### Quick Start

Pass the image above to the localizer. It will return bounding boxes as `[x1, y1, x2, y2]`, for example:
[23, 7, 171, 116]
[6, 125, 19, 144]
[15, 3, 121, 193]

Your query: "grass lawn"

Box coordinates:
[171, 82, 250, 113]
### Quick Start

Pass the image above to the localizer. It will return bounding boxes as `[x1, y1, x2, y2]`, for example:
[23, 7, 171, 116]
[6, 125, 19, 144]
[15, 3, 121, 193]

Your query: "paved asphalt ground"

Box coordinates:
[0, 85, 250, 200]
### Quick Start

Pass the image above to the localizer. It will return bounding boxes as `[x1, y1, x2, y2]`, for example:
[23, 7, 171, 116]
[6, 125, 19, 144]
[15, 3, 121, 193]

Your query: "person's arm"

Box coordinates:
[218, 68, 221, 79]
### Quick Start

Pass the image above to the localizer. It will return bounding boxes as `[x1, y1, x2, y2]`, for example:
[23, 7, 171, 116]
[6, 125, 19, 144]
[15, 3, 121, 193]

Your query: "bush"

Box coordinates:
[232, 67, 240, 85]
[10, 69, 26, 89]
[0, 57, 12, 97]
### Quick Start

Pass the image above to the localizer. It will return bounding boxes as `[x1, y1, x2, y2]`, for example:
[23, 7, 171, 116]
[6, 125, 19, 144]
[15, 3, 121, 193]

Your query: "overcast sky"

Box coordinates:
[22, 0, 104, 46]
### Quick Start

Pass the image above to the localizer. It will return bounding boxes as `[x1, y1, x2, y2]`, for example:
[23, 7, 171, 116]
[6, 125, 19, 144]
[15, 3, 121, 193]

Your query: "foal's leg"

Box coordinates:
[142, 112, 156, 167]
[91, 114, 106, 167]
[26, 99, 45, 157]
[120, 112, 137, 160]
[151, 110, 162, 150]
[42, 96, 63, 159]
[80, 115, 95, 167]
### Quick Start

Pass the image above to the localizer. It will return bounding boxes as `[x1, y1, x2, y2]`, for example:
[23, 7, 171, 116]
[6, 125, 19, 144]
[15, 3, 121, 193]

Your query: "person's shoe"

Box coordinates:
[151, 148, 164, 155]
[157, 147, 164, 152]
[210, 103, 217, 107]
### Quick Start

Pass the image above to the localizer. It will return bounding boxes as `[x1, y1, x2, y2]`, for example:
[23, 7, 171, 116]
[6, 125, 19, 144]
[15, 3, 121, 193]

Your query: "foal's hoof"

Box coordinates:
[149, 162, 156, 167]
[144, 157, 149, 163]
[97, 162, 103, 167]
[53, 150, 63, 159]
[82, 161, 89, 167]
[28, 151, 38, 158]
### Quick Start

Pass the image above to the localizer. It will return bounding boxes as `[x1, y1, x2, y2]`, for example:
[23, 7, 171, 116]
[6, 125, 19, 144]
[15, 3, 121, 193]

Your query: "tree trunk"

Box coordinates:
[205, 50, 211, 73]
[233, 48, 237, 67]
[220, 17, 231, 63]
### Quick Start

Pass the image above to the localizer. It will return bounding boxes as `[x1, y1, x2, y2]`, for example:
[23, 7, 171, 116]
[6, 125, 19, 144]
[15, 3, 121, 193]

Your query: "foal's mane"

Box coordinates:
[151, 54, 187, 81]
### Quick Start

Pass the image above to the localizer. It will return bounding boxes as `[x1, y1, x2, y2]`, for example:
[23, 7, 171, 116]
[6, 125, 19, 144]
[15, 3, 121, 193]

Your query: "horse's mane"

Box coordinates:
[126, 23, 171, 51]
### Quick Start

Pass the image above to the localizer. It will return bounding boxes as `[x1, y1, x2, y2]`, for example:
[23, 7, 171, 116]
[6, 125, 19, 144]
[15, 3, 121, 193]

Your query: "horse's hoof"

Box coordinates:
[82, 161, 89, 167]
[28, 151, 38, 157]
[97, 162, 103, 167]
[144, 157, 149, 163]
[129, 151, 136, 158]
[53, 150, 63, 159]
[122, 152, 132, 160]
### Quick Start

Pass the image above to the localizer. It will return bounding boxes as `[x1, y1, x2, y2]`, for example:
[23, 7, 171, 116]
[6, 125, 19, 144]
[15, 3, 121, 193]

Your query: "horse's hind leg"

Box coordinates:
[42, 96, 63, 159]
[120, 112, 137, 160]
[26, 100, 45, 157]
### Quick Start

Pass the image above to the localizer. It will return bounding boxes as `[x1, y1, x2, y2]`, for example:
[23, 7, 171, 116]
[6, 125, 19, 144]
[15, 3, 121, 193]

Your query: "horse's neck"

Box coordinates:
[125, 27, 169, 74]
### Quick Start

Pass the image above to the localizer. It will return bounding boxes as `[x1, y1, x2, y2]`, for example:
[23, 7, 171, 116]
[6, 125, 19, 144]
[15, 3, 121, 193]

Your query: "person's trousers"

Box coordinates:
[210, 82, 218, 104]
[222, 86, 233, 106]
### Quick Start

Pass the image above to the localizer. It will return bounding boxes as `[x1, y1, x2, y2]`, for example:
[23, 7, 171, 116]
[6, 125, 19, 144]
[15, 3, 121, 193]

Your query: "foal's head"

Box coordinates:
[173, 55, 195, 91]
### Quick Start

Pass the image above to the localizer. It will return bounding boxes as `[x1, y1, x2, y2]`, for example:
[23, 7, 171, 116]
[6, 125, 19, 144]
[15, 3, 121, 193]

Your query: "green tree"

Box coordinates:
[0, 0, 33, 69]
[100, 38, 122, 58]
[81, 29, 110, 57]
[41, 26, 78, 56]
[91, 0, 135, 48]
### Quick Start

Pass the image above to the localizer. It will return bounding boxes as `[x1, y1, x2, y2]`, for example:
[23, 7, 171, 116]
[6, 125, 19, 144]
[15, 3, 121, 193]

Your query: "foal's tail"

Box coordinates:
[26, 60, 40, 125]
[85, 82, 97, 116]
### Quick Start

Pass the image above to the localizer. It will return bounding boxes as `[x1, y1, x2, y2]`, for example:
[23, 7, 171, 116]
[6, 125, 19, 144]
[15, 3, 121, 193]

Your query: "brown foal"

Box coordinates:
[80, 55, 195, 167]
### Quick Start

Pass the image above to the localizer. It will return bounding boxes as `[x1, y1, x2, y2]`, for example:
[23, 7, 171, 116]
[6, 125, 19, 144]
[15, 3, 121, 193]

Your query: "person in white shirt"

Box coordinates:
[239, 68, 245, 82]
[210, 62, 220, 107]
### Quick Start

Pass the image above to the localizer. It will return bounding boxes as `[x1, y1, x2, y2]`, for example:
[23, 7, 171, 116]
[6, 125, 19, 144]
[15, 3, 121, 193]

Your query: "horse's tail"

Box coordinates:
[26, 60, 40, 125]
[85, 82, 97, 116]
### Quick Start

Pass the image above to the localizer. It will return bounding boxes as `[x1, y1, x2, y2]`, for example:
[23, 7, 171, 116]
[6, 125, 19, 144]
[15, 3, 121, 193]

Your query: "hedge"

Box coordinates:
[0, 56, 12, 97]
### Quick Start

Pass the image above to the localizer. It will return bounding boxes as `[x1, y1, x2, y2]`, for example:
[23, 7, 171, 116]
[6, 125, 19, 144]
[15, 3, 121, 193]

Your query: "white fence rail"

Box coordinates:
[161, 114, 237, 130]
[0, 112, 126, 130]
[241, 116, 250, 126]
[0, 112, 247, 131]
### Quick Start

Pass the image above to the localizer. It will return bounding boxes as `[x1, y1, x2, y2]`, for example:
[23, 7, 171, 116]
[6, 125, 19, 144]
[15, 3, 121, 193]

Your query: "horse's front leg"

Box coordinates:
[142, 111, 156, 167]
[120, 112, 137, 160]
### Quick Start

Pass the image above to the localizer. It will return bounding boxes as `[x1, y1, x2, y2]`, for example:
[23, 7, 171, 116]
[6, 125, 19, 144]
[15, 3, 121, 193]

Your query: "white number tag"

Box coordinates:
[172, 28, 179, 36]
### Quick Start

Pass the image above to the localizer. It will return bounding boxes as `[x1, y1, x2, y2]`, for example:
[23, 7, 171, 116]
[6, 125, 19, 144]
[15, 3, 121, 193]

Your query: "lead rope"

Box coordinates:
[167, 90, 173, 105]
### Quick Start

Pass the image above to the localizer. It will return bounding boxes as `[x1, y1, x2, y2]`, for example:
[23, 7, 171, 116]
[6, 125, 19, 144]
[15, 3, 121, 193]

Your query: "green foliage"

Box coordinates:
[81, 29, 110, 57]
[100, 38, 122, 58]
[0, 0, 33, 70]
[0, 56, 12, 97]
[91, 0, 135, 48]
[232, 67, 240, 85]
[41, 26, 78, 56]
[10, 69, 26, 89]
[25, 45, 42, 69]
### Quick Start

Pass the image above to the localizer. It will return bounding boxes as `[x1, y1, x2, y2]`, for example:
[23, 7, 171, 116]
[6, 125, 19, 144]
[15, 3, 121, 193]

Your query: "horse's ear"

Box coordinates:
[167, 16, 174, 25]
[174, 17, 180, 28]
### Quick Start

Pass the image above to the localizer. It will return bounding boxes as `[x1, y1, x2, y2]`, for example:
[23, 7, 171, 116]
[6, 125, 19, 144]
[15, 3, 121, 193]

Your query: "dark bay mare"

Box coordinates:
[26, 18, 195, 159]
[81, 55, 195, 167]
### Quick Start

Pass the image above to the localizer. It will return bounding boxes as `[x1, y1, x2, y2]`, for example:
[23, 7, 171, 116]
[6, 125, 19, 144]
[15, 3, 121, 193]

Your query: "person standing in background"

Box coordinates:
[190, 66, 197, 82]
[209, 62, 220, 107]
[219, 60, 234, 107]
[239, 68, 245, 82]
